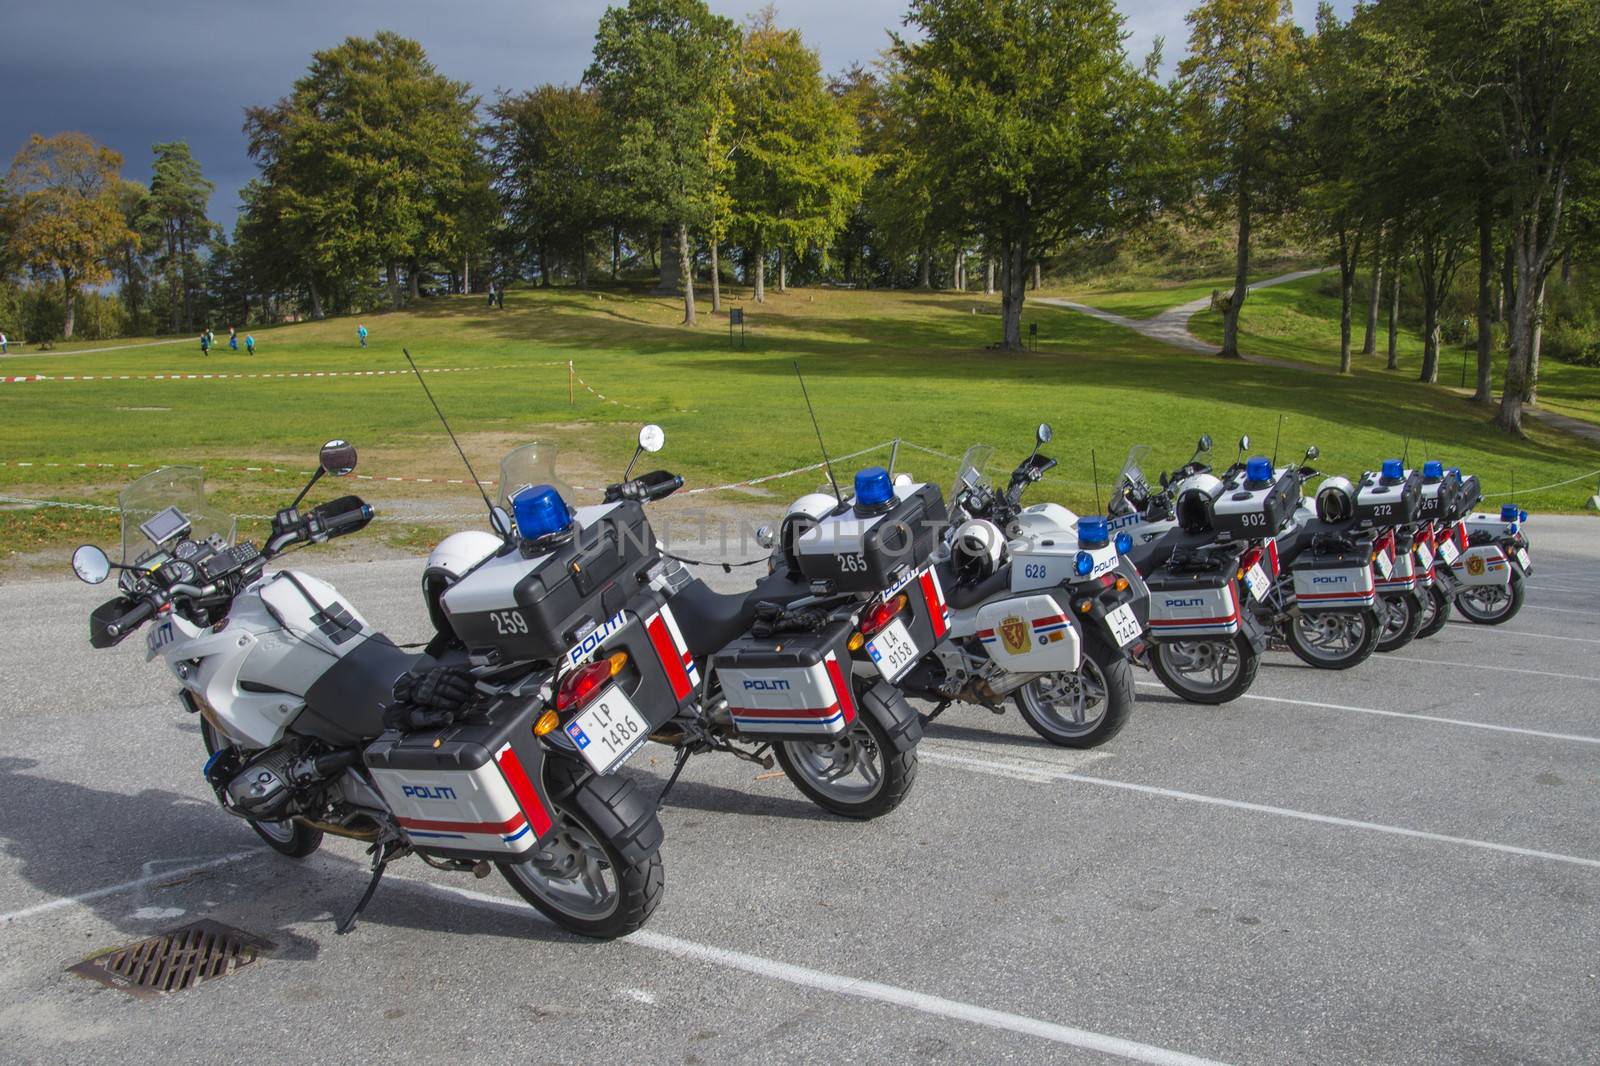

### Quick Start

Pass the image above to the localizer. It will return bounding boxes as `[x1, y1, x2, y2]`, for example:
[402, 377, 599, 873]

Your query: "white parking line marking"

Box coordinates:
[0, 850, 261, 925]
[1522, 603, 1600, 617]
[1445, 624, 1600, 645]
[918, 751, 1600, 872]
[1371, 653, 1600, 684]
[395, 878, 1232, 1066]
[1134, 681, 1600, 744]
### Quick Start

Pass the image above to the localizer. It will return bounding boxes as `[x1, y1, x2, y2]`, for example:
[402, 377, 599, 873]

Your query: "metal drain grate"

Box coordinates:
[69, 920, 273, 999]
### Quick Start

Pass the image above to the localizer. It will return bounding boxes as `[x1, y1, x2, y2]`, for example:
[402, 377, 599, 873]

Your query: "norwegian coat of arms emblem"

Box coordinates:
[999, 615, 1031, 655]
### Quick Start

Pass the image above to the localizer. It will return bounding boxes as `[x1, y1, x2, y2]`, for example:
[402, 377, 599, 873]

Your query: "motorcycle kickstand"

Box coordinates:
[655, 747, 692, 808]
[922, 700, 952, 724]
[337, 841, 399, 935]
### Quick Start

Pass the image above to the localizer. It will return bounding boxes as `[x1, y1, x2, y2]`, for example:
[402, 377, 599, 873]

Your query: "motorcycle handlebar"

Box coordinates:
[105, 597, 156, 638]
[605, 470, 683, 504]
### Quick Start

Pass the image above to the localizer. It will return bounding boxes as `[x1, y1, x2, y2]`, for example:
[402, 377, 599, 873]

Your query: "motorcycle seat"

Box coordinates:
[300, 637, 433, 745]
[947, 562, 1011, 610]
[670, 570, 812, 659]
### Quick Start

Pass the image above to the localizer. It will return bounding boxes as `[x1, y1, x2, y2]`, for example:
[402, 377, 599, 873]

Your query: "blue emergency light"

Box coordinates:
[511, 484, 572, 542]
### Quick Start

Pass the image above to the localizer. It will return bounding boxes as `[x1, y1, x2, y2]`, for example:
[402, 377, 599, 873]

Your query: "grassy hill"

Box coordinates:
[2, 282, 1596, 562]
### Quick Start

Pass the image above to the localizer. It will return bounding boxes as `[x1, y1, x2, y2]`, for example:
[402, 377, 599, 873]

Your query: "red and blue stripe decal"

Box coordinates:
[645, 604, 697, 702]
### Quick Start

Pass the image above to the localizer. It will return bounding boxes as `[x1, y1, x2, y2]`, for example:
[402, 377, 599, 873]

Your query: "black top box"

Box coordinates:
[792, 483, 948, 593]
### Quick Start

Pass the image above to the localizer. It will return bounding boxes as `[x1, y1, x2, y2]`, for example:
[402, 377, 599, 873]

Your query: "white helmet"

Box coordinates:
[1316, 476, 1357, 524]
[951, 518, 1005, 585]
[423, 530, 501, 637]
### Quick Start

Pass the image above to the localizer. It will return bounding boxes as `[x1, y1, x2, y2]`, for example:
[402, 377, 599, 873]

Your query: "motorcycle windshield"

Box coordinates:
[1119, 445, 1152, 489]
[952, 444, 995, 500]
[117, 465, 235, 565]
[498, 442, 576, 508]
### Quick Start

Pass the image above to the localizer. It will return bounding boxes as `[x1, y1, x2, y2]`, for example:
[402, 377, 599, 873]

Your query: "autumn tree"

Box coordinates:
[3, 133, 134, 339]
[587, 0, 739, 324]
[1180, 0, 1301, 358]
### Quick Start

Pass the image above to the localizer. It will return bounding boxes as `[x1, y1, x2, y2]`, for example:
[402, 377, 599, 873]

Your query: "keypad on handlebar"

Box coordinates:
[198, 541, 261, 582]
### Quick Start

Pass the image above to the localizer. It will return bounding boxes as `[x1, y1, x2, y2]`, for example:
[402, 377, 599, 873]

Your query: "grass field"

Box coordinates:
[2, 281, 1596, 564]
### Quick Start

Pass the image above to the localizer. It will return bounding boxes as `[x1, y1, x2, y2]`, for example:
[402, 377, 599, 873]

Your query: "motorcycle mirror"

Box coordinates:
[72, 544, 111, 585]
[893, 473, 913, 490]
[754, 525, 776, 549]
[490, 506, 514, 538]
[638, 424, 665, 453]
[1238, 435, 1250, 452]
[1036, 423, 1053, 445]
[1305, 445, 1320, 461]
[1198, 435, 1213, 454]
[319, 439, 358, 477]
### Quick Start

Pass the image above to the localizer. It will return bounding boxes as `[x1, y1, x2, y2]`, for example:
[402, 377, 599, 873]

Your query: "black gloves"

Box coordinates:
[387, 665, 479, 731]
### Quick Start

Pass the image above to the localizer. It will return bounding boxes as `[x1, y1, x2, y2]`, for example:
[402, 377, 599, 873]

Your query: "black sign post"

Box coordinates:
[1029, 321, 1038, 352]
[729, 307, 746, 349]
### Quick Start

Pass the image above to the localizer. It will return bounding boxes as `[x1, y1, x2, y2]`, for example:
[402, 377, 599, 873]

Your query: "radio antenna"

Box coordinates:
[1402, 431, 1411, 467]
[793, 361, 843, 504]
[404, 348, 497, 522]
[1091, 448, 1102, 514]
[1271, 414, 1284, 466]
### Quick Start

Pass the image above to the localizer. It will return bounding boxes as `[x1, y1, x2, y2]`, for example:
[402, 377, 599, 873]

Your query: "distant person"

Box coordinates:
[358, 323, 368, 348]
[200, 331, 210, 357]
[0, 330, 8, 354]
[245, 334, 255, 355]
[228, 325, 238, 351]
[486, 284, 496, 307]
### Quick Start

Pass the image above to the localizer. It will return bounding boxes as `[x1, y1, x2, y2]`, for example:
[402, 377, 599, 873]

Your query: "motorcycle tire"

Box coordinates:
[200, 720, 324, 858]
[499, 756, 664, 940]
[1454, 571, 1525, 626]
[1014, 638, 1135, 747]
[1286, 608, 1380, 670]
[1148, 633, 1260, 706]
[1375, 592, 1425, 654]
[1414, 584, 1452, 640]
[774, 696, 917, 819]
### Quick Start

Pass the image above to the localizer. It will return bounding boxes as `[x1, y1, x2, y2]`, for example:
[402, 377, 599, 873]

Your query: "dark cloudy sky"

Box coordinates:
[3, 1, 1349, 230]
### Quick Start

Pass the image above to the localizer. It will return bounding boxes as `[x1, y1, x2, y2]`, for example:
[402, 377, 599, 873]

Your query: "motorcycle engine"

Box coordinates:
[223, 747, 299, 820]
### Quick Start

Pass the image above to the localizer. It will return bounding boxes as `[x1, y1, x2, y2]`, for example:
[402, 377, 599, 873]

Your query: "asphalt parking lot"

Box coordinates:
[2, 516, 1597, 1064]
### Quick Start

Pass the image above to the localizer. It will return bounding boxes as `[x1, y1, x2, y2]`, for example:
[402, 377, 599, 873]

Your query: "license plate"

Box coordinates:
[1375, 548, 1394, 579]
[1105, 603, 1142, 648]
[1244, 562, 1270, 601]
[1516, 547, 1530, 571]
[564, 688, 649, 775]
[1415, 543, 1434, 570]
[867, 618, 919, 682]
[1439, 538, 1460, 565]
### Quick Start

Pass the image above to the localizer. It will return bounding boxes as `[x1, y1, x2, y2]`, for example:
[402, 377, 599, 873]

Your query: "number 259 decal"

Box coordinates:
[491, 609, 529, 635]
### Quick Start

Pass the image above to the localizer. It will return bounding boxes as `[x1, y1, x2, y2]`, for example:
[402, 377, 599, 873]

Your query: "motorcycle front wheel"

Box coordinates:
[499, 757, 663, 939]
[1014, 639, 1134, 747]
[200, 720, 323, 858]
[774, 700, 917, 819]
[1415, 584, 1452, 639]
[1454, 572, 1525, 626]
[1375, 592, 1425, 653]
[1148, 634, 1259, 705]
[1286, 608, 1380, 670]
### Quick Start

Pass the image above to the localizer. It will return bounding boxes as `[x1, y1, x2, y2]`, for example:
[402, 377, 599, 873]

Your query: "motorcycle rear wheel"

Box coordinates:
[1286, 609, 1380, 670]
[499, 757, 663, 939]
[1414, 584, 1452, 639]
[774, 703, 916, 819]
[1148, 634, 1259, 705]
[1454, 572, 1525, 625]
[1375, 593, 1424, 653]
[1015, 640, 1134, 746]
[199, 720, 323, 858]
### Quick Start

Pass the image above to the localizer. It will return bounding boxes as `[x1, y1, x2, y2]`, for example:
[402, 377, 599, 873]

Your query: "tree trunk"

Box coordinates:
[654, 224, 679, 294]
[1361, 258, 1382, 356]
[999, 238, 1027, 352]
[1498, 240, 1514, 323]
[777, 248, 788, 292]
[918, 244, 932, 289]
[1474, 199, 1494, 403]
[985, 257, 995, 296]
[1386, 269, 1400, 371]
[612, 225, 621, 281]
[179, 229, 194, 331]
[166, 230, 181, 333]
[1337, 226, 1357, 374]
[386, 262, 401, 308]
[308, 277, 325, 320]
[463, 257, 470, 295]
[1419, 289, 1440, 384]
[1221, 184, 1251, 358]
[1032, 260, 1042, 291]
[577, 238, 590, 290]
[408, 258, 421, 301]
[61, 270, 76, 340]
[753, 232, 766, 303]
[1525, 274, 1546, 406]
[677, 221, 696, 326]
[709, 240, 721, 314]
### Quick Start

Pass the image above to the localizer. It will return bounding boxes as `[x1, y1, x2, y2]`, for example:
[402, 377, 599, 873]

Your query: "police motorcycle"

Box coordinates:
[1332, 459, 1430, 654]
[1450, 492, 1531, 626]
[71, 441, 667, 940]
[1109, 437, 1300, 703]
[425, 428, 928, 821]
[884, 425, 1148, 748]
[1404, 461, 1463, 640]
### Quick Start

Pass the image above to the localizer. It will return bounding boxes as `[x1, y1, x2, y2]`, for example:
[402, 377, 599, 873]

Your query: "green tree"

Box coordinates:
[1180, 0, 1301, 358]
[3, 132, 134, 339]
[587, 0, 739, 325]
[112, 179, 152, 335]
[730, 11, 868, 303]
[243, 32, 480, 311]
[140, 141, 214, 333]
[896, 0, 1158, 350]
